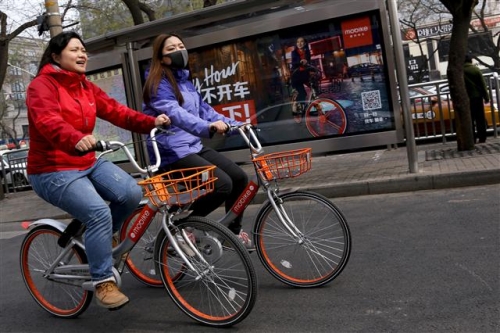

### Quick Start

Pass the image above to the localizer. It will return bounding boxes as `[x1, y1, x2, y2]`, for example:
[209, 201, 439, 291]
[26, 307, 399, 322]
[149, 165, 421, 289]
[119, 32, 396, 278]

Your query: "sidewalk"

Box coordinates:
[1, 136, 499, 224]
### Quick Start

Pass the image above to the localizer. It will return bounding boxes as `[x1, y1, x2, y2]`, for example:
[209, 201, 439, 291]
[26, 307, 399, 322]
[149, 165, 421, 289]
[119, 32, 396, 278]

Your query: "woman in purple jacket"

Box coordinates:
[142, 33, 252, 248]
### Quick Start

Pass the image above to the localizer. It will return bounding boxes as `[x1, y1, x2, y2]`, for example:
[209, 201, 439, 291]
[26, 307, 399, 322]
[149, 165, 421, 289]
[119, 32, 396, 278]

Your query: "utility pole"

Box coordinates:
[44, 0, 63, 37]
[386, 0, 418, 173]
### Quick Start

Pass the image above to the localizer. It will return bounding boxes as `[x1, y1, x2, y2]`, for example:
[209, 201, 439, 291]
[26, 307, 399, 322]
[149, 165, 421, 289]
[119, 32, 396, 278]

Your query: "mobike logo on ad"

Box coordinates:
[341, 16, 373, 49]
[129, 207, 153, 240]
[232, 181, 258, 215]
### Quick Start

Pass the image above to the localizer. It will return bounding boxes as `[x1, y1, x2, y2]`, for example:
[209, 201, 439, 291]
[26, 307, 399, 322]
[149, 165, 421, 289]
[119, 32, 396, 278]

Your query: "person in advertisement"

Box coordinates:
[142, 33, 253, 249]
[290, 36, 312, 115]
[26, 31, 171, 310]
[463, 54, 490, 143]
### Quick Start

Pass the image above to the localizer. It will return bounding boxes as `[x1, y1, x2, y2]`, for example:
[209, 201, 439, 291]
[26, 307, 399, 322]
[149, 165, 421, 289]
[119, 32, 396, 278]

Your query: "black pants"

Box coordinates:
[470, 97, 487, 143]
[291, 70, 310, 103]
[161, 146, 248, 233]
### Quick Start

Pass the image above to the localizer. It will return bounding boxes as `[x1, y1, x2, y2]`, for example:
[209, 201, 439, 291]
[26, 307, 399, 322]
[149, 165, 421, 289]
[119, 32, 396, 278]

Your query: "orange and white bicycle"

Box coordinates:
[19, 128, 258, 327]
[123, 125, 352, 289]
[290, 65, 348, 137]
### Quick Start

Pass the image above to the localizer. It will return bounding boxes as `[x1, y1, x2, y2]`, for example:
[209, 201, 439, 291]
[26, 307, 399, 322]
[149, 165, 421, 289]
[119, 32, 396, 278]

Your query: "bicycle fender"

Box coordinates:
[24, 219, 69, 233]
[278, 187, 300, 195]
[263, 187, 300, 204]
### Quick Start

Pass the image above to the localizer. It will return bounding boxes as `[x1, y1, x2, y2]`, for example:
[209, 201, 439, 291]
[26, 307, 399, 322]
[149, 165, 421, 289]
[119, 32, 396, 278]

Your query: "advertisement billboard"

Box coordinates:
[180, 10, 395, 151]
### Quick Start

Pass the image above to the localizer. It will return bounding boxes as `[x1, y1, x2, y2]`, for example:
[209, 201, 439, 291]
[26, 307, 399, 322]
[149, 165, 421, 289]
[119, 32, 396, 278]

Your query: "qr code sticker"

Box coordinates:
[361, 90, 382, 110]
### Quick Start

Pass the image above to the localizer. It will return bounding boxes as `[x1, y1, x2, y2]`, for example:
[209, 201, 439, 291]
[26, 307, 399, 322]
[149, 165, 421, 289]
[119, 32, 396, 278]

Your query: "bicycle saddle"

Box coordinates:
[57, 219, 86, 248]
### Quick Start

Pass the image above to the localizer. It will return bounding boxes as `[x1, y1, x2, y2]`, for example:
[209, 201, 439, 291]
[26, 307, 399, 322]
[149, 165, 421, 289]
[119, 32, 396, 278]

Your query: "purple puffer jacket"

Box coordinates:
[143, 69, 242, 168]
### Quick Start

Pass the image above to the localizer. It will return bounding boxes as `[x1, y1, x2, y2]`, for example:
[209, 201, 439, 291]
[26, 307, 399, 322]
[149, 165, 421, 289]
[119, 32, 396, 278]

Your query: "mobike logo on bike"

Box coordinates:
[129, 206, 155, 240]
[232, 181, 259, 215]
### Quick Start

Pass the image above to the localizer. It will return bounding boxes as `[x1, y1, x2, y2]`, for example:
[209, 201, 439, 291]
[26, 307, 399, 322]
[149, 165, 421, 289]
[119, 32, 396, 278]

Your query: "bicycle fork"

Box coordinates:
[159, 213, 213, 279]
[266, 189, 305, 243]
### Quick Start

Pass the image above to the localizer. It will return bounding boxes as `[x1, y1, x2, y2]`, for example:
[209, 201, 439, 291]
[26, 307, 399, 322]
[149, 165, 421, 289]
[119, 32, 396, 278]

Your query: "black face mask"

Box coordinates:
[164, 49, 189, 69]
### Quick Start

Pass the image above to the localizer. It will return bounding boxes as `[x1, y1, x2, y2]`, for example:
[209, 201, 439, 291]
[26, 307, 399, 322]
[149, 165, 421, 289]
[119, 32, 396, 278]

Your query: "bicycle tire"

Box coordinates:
[304, 98, 347, 137]
[120, 206, 164, 287]
[20, 225, 92, 318]
[254, 191, 351, 287]
[156, 216, 258, 327]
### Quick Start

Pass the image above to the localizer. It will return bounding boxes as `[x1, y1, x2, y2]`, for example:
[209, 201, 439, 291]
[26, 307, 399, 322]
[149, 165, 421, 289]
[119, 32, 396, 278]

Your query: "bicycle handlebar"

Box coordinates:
[290, 64, 321, 77]
[228, 124, 263, 155]
[95, 127, 164, 174]
[93, 124, 263, 174]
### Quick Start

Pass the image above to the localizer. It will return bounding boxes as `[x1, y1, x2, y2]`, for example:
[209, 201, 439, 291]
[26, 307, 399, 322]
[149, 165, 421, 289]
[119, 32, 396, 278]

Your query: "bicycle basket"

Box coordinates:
[252, 148, 312, 181]
[138, 166, 217, 207]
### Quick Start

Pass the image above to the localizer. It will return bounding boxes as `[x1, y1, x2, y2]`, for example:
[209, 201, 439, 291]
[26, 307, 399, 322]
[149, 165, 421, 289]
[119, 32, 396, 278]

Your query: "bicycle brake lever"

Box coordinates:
[156, 126, 175, 136]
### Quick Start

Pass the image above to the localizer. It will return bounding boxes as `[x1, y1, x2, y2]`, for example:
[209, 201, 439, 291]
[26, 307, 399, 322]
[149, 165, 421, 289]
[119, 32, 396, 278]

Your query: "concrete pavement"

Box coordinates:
[1, 136, 499, 224]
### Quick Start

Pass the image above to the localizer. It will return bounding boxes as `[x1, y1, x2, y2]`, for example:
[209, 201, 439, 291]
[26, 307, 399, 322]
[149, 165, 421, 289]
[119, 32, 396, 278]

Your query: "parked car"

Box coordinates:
[408, 87, 499, 135]
[0, 149, 29, 188]
[347, 63, 383, 78]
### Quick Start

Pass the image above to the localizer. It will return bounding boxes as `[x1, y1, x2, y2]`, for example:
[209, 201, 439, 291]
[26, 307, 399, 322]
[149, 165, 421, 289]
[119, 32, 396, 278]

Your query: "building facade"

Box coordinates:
[402, 14, 500, 84]
[1, 37, 45, 148]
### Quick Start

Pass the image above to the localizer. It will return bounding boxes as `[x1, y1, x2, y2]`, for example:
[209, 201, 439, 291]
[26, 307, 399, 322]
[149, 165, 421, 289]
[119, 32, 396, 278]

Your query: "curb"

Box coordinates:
[250, 169, 500, 204]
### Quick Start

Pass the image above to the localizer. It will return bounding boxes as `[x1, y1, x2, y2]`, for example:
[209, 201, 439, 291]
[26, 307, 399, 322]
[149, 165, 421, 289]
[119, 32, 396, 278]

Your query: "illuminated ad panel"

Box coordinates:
[188, 11, 394, 150]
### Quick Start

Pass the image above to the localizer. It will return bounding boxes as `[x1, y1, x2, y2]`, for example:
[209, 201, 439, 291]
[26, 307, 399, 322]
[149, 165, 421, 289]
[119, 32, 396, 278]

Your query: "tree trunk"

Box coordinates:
[442, 0, 476, 151]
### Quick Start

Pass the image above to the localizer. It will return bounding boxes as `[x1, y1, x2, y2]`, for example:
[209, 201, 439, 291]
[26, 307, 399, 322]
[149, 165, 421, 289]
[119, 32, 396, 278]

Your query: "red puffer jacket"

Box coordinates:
[26, 64, 156, 174]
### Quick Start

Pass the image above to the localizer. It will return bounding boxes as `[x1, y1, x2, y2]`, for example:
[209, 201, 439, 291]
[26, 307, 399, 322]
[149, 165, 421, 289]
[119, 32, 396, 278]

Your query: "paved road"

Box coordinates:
[1, 185, 499, 333]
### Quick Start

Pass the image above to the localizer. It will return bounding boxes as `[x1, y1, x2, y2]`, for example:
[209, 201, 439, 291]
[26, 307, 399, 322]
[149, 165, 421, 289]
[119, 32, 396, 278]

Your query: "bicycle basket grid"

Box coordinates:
[138, 166, 217, 207]
[252, 148, 312, 180]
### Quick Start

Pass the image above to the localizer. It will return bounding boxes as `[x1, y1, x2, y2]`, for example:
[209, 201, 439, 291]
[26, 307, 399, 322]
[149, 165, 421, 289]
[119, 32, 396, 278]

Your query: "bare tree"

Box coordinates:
[398, 0, 495, 150]
[0, 10, 38, 147]
[398, 0, 451, 81]
[468, 0, 500, 71]
[0, 12, 37, 95]
[0, 0, 234, 146]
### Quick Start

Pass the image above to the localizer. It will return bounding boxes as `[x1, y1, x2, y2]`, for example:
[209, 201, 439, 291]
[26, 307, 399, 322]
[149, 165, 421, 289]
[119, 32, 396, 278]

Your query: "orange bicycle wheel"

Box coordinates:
[304, 98, 347, 137]
[157, 216, 258, 327]
[254, 191, 351, 287]
[20, 226, 92, 318]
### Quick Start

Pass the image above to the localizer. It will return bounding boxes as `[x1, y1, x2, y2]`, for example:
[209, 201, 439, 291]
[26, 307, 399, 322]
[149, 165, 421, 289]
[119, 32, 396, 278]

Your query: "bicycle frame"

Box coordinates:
[122, 200, 210, 274]
[23, 128, 206, 288]
[216, 126, 303, 239]
[119, 124, 350, 290]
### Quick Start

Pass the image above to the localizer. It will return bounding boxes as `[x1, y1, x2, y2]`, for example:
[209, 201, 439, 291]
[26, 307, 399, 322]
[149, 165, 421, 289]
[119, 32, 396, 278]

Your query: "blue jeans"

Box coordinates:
[29, 159, 143, 282]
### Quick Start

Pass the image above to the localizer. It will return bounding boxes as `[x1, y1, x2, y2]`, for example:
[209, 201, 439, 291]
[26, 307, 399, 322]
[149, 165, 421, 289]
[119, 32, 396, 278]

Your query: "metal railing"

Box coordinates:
[407, 73, 500, 142]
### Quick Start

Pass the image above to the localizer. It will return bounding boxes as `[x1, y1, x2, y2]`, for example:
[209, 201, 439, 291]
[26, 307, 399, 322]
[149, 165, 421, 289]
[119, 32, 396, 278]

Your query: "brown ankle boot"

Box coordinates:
[95, 281, 129, 310]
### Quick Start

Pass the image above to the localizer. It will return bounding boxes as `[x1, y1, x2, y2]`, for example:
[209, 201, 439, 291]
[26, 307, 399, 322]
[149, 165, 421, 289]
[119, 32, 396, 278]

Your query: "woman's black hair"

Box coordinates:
[143, 33, 185, 106]
[36, 31, 86, 75]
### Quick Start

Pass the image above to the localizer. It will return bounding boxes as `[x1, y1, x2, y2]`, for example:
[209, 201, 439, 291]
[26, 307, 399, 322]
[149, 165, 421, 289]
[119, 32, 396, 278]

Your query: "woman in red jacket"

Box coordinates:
[26, 31, 170, 310]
